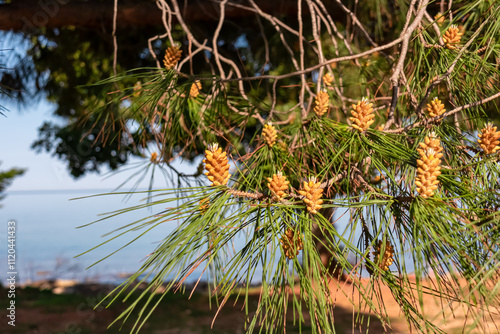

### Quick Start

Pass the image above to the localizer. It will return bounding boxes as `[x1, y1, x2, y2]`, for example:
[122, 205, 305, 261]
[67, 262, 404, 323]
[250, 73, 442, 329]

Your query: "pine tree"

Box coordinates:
[79, 1, 500, 333]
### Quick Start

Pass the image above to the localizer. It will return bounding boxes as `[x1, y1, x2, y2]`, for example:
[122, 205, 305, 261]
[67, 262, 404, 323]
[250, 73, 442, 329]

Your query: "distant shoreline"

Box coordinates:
[6, 188, 147, 195]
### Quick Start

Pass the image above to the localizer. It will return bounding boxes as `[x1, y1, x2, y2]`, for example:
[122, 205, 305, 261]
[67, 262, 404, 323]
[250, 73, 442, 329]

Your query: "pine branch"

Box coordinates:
[387, 91, 500, 134]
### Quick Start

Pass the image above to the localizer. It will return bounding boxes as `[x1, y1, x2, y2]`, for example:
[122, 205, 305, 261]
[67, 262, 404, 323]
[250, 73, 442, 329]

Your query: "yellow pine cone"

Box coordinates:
[199, 198, 209, 214]
[314, 91, 329, 117]
[267, 172, 290, 200]
[415, 133, 443, 198]
[419, 132, 442, 152]
[280, 228, 303, 259]
[443, 25, 463, 49]
[350, 97, 375, 132]
[478, 122, 500, 155]
[373, 239, 395, 271]
[426, 97, 446, 118]
[298, 177, 324, 214]
[277, 141, 288, 152]
[434, 13, 445, 26]
[263, 123, 277, 147]
[203, 143, 231, 186]
[150, 152, 159, 163]
[133, 81, 142, 98]
[322, 73, 333, 86]
[190, 81, 202, 98]
[163, 45, 182, 69]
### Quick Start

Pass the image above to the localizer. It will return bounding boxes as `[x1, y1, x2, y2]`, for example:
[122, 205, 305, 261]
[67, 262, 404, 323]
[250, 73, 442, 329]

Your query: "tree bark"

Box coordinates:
[0, 0, 303, 32]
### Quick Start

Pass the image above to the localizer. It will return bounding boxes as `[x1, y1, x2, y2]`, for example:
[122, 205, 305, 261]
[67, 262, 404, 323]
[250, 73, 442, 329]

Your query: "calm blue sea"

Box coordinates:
[1, 189, 189, 285]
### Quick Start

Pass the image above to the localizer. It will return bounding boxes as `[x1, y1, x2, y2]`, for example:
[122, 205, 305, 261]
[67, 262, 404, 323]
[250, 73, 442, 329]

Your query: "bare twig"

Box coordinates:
[423, 10, 444, 46]
[212, 0, 229, 79]
[221, 37, 405, 83]
[112, 0, 119, 76]
[386, 91, 500, 134]
[389, 0, 429, 87]
[332, 0, 379, 48]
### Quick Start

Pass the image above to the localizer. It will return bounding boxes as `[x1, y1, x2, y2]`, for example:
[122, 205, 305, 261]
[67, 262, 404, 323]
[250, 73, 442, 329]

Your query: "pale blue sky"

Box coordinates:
[0, 98, 198, 191]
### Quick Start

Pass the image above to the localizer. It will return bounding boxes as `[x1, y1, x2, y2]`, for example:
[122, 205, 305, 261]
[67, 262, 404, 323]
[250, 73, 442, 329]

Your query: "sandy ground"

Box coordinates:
[325, 277, 500, 333]
[1, 277, 499, 334]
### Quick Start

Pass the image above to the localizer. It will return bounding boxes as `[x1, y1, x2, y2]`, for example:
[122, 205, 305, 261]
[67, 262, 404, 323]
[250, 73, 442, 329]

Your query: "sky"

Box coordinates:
[1, 100, 146, 190]
[0, 97, 200, 191]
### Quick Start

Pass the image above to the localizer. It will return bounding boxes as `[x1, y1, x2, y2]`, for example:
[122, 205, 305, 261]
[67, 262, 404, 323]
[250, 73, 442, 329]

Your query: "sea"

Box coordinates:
[1, 188, 188, 285]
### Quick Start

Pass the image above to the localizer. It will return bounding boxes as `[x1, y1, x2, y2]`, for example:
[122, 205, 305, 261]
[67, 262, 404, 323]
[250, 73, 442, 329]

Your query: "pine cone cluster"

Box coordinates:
[267, 172, 290, 200]
[443, 25, 463, 49]
[373, 239, 394, 271]
[163, 45, 182, 69]
[426, 97, 446, 118]
[314, 91, 329, 117]
[280, 228, 303, 259]
[263, 123, 278, 147]
[478, 123, 500, 155]
[190, 81, 202, 98]
[204, 143, 231, 186]
[150, 152, 158, 163]
[415, 134, 443, 198]
[322, 73, 333, 87]
[350, 98, 375, 132]
[298, 177, 324, 214]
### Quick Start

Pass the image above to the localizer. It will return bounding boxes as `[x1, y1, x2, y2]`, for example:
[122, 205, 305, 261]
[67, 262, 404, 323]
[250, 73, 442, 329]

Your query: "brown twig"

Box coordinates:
[386, 91, 500, 134]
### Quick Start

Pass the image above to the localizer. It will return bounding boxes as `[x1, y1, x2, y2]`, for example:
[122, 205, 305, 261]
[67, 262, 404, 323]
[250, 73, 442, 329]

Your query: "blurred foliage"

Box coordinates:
[0, 163, 25, 203]
[0, 52, 25, 201]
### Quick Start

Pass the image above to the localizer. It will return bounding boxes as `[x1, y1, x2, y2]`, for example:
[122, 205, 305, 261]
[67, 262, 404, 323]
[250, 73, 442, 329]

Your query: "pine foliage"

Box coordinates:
[78, 0, 500, 333]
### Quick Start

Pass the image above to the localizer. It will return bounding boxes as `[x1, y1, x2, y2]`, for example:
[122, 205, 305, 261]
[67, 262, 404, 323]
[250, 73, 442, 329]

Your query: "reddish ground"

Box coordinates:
[1, 278, 499, 333]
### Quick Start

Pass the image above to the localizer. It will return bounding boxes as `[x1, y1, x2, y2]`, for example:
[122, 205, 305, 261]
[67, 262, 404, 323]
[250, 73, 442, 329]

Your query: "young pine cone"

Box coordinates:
[373, 239, 395, 271]
[415, 133, 443, 198]
[322, 73, 333, 87]
[133, 81, 142, 98]
[426, 97, 446, 118]
[262, 123, 277, 147]
[478, 122, 500, 155]
[150, 152, 159, 163]
[199, 197, 209, 214]
[314, 91, 329, 117]
[280, 228, 303, 260]
[267, 172, 289, 200]
[443, 25, 463, 49]
[420, 132, 442, 152]
[277, 141, 288, 152]
[204, 143, 231, 186]
[189, 81, 202, 98]
[298, 177, 323, 214]
[350, 98, 375, 132]
[434, 13, 445, 26]
[163, 45, 182, 69]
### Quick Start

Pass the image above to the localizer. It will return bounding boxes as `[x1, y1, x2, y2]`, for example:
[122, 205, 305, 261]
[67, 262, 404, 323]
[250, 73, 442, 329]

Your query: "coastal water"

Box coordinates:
[1, 189, 191, 285]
